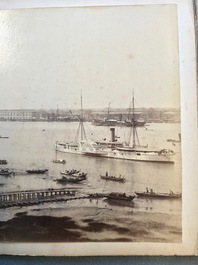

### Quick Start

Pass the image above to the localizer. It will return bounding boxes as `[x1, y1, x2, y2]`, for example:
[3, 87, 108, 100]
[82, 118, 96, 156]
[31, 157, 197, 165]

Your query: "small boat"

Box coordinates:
[0, 160, 7, 165]
[26, 169, 48, 174]
[100, 173, 126, 183]
[0, 169, 13, 176]
[53, 159, 66, 164]
[53, 141, 66, 164]
[56, 176, 86, 184]
[60, 169, 80, 175]
[0, 136, 9, 139]
[135, 188, 182, 199]
[72, 172, 87, 179]
[167, 133, 181, 143]
[106, 192, 135, 201]
[0, 168, 9, 172]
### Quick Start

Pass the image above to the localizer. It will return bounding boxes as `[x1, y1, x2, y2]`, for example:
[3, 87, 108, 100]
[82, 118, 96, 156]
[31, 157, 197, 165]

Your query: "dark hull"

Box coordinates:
[57, 172, 87, 184]
[125, 121, 146, 127]
[0, 171, 13, 176]
[83, 152, 105, 157]
[0, 160, 7, 165]
[92, 120, 145, 127]
[135, 192, 181, 199]
[106, 193, 135, 201]
[26, 169, 48, 174]
[53, 160, 66, 164]
[57, 177, 85, 183]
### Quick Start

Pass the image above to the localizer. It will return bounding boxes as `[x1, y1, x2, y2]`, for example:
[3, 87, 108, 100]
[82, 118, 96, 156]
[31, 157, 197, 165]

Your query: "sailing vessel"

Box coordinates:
[56, 92, 175, 163]
[92, 103, 119, 126]
[92, 102, 145, 127]
[53, 142, 66, 164]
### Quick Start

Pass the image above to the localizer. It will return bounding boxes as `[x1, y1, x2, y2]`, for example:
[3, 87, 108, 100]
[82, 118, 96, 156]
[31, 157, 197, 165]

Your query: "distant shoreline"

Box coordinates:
[0, 120, 180, 124]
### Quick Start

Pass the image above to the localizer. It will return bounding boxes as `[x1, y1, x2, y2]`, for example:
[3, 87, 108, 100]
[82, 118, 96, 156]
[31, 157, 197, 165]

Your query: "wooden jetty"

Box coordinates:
[0, 188, 106, 209]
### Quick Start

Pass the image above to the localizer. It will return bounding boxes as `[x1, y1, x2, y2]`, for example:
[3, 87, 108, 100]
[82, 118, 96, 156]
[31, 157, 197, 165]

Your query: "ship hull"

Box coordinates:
[56, 144, 174, 163]
[106, 193, 135, 201]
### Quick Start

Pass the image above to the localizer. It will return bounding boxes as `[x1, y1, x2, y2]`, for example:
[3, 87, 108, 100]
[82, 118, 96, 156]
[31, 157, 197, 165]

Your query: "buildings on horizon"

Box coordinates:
[0, 108, 180, 123]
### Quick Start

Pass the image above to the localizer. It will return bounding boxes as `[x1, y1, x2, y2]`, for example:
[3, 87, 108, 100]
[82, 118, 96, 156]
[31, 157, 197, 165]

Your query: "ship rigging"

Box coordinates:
[56, 92, 175, 163]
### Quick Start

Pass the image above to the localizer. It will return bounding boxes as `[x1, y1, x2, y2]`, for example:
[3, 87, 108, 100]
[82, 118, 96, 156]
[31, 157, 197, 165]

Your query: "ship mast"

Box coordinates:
[73, 90, 87, 143]
[128, 90, 140, 148]
[80, 89, 87, 141]
[107, 102, 111, 120]
[56, 104, 59, 121]
[132, 91, 136, 148]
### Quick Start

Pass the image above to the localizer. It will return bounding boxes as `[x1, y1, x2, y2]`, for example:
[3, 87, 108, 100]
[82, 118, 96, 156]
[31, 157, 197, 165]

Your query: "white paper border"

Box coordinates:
[0, 0, 197, 256]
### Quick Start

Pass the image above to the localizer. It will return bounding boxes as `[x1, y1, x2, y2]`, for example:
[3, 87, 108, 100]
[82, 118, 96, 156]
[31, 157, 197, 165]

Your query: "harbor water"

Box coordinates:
[0, 121, 181, 222]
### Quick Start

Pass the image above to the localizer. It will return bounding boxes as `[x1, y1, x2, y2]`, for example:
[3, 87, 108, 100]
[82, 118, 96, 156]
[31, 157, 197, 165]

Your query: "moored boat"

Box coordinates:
[60, 169, 80, 175]
[0, 160, 7, 165]
[72, 172, 87, 179]
[0, 136, 9, 139]
[135, 188, 182, 199]
[100, 173, 126, 182]
[26, 169, 48, 174]
[53, 159, 66, 164]
[56, 175, 86, 184]
[0, 169, 13, 176]
[106, 192, 135, 201]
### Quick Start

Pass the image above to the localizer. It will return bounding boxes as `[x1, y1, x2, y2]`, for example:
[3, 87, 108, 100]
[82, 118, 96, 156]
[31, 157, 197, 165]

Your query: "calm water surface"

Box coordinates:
[0, 121, 182, 220]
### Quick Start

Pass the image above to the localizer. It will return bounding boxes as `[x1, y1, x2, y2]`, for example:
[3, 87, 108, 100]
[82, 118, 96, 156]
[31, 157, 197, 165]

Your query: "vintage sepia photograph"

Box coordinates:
[0, 0, 197, 256]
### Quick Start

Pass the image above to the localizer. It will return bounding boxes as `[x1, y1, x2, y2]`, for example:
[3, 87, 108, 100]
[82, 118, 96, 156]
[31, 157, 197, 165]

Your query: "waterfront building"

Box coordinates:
[0, 109, 39, 121]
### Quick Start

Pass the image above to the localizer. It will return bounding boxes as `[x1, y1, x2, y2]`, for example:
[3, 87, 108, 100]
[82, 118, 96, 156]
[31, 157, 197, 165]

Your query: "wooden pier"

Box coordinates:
[0, 188, 106, 209]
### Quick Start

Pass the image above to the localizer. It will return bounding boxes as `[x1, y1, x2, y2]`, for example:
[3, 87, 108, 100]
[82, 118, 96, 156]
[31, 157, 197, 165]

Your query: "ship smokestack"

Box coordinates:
[110, 128, 116, 142]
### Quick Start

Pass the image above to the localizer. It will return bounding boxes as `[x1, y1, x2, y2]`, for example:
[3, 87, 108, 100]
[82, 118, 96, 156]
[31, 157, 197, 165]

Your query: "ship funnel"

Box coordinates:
[110, 128, 116, 142]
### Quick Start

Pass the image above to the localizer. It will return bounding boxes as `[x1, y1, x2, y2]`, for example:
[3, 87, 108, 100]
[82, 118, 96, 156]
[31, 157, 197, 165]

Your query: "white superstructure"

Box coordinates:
[56, 93, 175, 163]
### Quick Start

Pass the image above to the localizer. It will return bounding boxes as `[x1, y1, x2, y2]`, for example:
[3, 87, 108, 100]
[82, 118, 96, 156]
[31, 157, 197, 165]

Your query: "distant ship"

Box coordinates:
[56, 93, 175, 163]
[92, 102, 146, 127]
[92, 118, 146, 127]
[167, 133, 181, 143]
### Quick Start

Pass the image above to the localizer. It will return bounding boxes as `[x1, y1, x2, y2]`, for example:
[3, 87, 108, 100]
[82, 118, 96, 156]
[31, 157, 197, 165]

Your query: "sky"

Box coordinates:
[0, 5, 180, 110]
